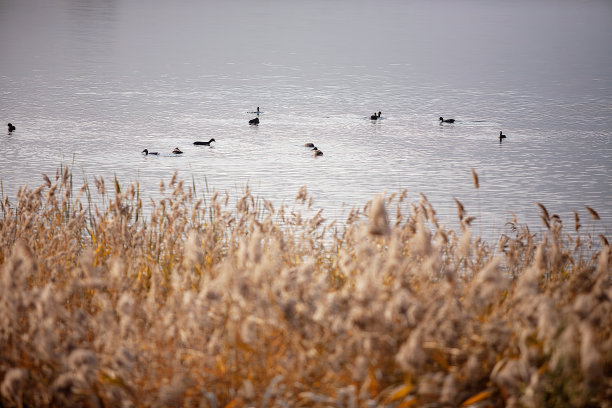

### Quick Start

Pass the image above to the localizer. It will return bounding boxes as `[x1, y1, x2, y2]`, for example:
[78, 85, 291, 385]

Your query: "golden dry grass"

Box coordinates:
[0, 167, 610, 407]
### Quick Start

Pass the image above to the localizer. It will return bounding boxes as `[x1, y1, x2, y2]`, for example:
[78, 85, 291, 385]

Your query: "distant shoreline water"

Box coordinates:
[1, 0, 611, 244]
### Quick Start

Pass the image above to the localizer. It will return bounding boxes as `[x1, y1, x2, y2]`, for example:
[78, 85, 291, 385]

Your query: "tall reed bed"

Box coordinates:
[1, 167, 610, 407]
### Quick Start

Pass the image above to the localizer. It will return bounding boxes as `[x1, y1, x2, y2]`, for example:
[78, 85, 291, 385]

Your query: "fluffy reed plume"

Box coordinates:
[368, 194, 390, 236]
[0, 168, 610, 407]
[1, 368, 27, 407]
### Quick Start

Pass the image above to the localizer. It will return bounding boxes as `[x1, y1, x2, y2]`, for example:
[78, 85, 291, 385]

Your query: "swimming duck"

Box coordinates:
[499, 131, 507, 143]
[142, 149, 159, 156]
[249, 117, 259, 125]
[370, 112, 381, 120]
[193, 138, 216, 146]
[7, 123, 16, 132]
[304, 142, 315, 148]
[172, 147, 183, 154]
[439, 117, 455, 123]
[313, 147, 324, 157]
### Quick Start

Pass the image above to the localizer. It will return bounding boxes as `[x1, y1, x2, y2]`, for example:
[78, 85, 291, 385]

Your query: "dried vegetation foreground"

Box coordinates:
[0, 167, 611, 407]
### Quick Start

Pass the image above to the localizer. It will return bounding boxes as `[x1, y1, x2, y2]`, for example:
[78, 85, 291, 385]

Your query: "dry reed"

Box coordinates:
[0, 168, 610, 407]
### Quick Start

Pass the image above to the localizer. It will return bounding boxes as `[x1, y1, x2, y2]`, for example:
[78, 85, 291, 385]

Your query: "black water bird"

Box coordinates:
[7, 123, 16, 132]
[370, 112, 381, 120]
[249, 117, 259, 125]
[142, 149, 159, 156]
[439, 117, 455, 123]
[172, 147, 183, 154]
[499, 131, 507, 143]
[193, 138, 216, 146]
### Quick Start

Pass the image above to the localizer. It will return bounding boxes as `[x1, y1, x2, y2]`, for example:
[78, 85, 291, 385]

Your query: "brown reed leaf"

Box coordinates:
[42, 174, 52, 188]
[573, 210, 581, 231]
[536, 202, 550, 221]
[471, 168, 479, 189]
[585, 206, 600, 220]
[295, 185, 308, 204]
[454, 198, 465, 221]
[463, 216, 476, 226]
[398, 189, 408, 203]
[62, 165, 70, 185]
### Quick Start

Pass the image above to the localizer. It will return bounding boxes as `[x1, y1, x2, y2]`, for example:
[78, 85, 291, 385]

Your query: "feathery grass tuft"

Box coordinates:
[0, 167, 610, 407]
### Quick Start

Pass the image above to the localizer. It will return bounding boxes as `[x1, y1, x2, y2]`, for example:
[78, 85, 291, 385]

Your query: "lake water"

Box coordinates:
[1, 0, 611, 240]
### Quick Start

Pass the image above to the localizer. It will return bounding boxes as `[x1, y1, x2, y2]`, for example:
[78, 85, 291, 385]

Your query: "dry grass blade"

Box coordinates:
[461, 389, 493, 406]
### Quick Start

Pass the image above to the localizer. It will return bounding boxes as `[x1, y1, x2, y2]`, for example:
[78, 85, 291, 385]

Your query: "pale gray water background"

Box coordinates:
[1, 0, 611, 241]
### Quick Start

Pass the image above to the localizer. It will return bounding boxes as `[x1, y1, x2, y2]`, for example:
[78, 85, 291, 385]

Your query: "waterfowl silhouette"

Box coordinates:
[370, 112, 381, 120]
[193, 138, 216, 146]
[439, 117, 455, 123]
[142, 149, 159, 156]
[256, 106, 260, 114]
[499, 131, 507, 143]
[249, 117, 259, 125]
[304, 142, 315, 148]
[7, 123, 16, 132]
[313, 147, 324, 157]
[172, 147, 183, 154]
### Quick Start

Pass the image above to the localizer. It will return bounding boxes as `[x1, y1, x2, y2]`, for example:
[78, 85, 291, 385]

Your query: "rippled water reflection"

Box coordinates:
[1, 0, 611, 240]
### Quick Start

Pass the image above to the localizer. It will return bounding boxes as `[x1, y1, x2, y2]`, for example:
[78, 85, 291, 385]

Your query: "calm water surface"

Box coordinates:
[1, 0, 611, 239]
